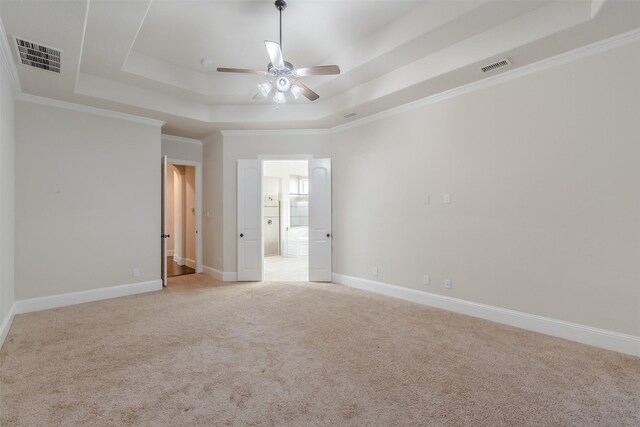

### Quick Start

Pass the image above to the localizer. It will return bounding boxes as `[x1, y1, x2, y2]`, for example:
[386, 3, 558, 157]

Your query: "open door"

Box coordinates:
[237, 159, 263, 281]
[309, 158, 332, 282]
[161, 155, 168, 286]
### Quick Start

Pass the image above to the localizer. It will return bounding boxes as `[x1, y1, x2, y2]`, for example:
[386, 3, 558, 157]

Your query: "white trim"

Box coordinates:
[173, 255, 184, 266]
[218, 28, 640, 138]
[203, 265, 237, 282]
[15, 93, 165, 127]
[0, 305, 17, 350]
[167, 158, 203, 273]
[167, 249, 174, 257]
[12, 280, 162, 315]
[184, 257, 196, 269]
[258, 154, 314, 160]
[162, 134, 202, 145]
[0, 16, 21, 93]
[332, 273, 640, 357]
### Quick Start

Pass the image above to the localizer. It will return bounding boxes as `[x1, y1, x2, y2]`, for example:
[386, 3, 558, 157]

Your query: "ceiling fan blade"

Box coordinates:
[265, 41, 285, 70]
[217, 67, 267, 76]
[292, 80, 319, 101]
[293, 65, 341, 77]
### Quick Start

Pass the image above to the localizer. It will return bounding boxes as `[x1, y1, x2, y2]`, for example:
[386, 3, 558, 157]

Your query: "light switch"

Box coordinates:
[443, 194, 451, 204]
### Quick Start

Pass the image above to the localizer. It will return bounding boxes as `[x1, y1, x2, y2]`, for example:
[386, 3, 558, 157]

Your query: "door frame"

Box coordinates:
[166, 158, 203, 274]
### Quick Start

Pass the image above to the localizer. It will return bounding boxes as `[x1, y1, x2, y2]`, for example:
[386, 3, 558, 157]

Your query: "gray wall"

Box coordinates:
[161, 136, 202, 163]
[0, 53, 15, 332]
[204, 40, 640, 336]
[15, 102, 162, 299]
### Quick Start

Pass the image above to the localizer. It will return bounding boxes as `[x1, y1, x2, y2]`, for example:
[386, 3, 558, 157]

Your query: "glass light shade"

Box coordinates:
[258, 81, 272, 97]
[273, 91, 286, 104]
[290, 84, 303, 100]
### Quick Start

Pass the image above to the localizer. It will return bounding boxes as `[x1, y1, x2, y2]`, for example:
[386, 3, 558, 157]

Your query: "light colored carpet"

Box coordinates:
[1, 274, 638, 426]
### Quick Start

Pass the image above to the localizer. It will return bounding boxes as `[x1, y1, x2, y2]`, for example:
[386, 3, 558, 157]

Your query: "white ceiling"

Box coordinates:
[1, 0, 639, 139]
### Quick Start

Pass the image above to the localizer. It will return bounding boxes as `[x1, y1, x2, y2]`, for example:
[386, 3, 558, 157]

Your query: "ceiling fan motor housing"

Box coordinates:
[275, 0, 287, 11]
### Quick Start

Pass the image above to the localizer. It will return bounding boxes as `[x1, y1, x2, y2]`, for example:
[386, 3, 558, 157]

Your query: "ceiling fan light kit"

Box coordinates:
[217, 0, 340, 104]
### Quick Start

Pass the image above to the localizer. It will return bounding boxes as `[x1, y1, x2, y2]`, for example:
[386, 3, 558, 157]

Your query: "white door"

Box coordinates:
[237, 159, 263, 281]
[161, 155, 168, 286]
[309, 158, 332, 281]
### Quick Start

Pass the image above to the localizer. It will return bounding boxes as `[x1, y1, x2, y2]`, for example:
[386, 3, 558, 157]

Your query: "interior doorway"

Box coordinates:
[263, 160, 309, 281]
[166, 163, 196, 277]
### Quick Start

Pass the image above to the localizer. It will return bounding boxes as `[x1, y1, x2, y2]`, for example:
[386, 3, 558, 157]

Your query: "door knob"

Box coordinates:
[327, 233, 331, 238]
[240, 233, 244, 238]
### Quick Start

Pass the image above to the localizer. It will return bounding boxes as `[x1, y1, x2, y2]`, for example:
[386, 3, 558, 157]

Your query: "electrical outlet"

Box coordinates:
[443, 193, 451, 204]
[444, 279, 452, 289]
[423, 275, 430, 286]
[132, 268, 140, 277]
[373, 266, 379, 277]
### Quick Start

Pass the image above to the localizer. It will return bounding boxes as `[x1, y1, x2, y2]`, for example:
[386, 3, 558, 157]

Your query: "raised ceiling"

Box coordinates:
[1, 0, 639, 139]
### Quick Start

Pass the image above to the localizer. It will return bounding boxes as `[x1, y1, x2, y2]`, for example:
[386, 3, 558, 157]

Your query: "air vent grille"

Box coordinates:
[14, 37, 61, 73]
[343, 112, 357, 119]
[480, 58, 511, 73]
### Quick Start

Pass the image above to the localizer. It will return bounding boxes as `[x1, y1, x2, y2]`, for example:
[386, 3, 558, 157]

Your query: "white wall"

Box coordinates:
[206, 40, 640, 337]
[0, 48, 15, 337]
[15, 101, 162, 299]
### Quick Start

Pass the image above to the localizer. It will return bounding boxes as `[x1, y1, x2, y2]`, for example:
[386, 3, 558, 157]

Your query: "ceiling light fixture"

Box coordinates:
[217, 0, 340, 104]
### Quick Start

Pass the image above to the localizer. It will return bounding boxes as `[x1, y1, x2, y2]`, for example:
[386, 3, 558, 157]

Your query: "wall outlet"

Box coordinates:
[373, 266, 379, 277]
[443, 193, 451, 204]
[132, 268, 140, 277]
[444, 279, 452, 289]
[423, 275, 430, 286]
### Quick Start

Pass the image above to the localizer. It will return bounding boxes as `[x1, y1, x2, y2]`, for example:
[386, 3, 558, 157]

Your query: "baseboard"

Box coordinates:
[174, 255, 184, 266]
[332, 273, 640, 357]
[167, 249, 174, 257]
[12, 280, 163, 315]
[203, 265, 237, 282]
[184, 258, 196, 269]
[0, 304, 16, 350]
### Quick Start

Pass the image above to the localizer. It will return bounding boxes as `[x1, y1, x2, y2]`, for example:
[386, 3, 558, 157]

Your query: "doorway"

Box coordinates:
[263, 160, 309, 281]
[161, 156, 203, 285]
[166, 163, 196, 277]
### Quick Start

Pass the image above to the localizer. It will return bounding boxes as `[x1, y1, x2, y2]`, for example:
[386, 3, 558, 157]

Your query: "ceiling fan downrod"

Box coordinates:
[275, 0, 287, 50]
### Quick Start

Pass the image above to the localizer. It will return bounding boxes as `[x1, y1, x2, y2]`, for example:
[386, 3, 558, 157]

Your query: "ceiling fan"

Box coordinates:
[216, 0, 340, 103]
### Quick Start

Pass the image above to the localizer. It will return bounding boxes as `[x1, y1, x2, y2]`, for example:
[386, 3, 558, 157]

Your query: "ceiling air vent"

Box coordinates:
[480, 58, 511, 73]
[14, 37, 62, 73]
[343, 112, 357, 119]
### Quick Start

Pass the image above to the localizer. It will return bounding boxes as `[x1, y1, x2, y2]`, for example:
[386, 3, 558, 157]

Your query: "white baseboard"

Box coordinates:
[174, 255, 184, 266]
[184, 258, 196, 269]
[167, 249, 174, 257]
[0, 304, 16, 350]
[12, 280, 163, 315]
[203, 265, 237, 282]
[332, 273, 640, 357]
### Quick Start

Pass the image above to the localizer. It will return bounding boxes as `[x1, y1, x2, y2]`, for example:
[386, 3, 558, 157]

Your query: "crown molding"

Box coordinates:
[217, 27, 640, 138]
[16, 93, 165, 127]
[220, 128, 331, 137]
[0, 16, 21, 94]
[162, 134, 202, 145]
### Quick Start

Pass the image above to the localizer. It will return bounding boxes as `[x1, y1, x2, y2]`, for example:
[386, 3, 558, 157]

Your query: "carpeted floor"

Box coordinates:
[1, 274, 638, 426]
